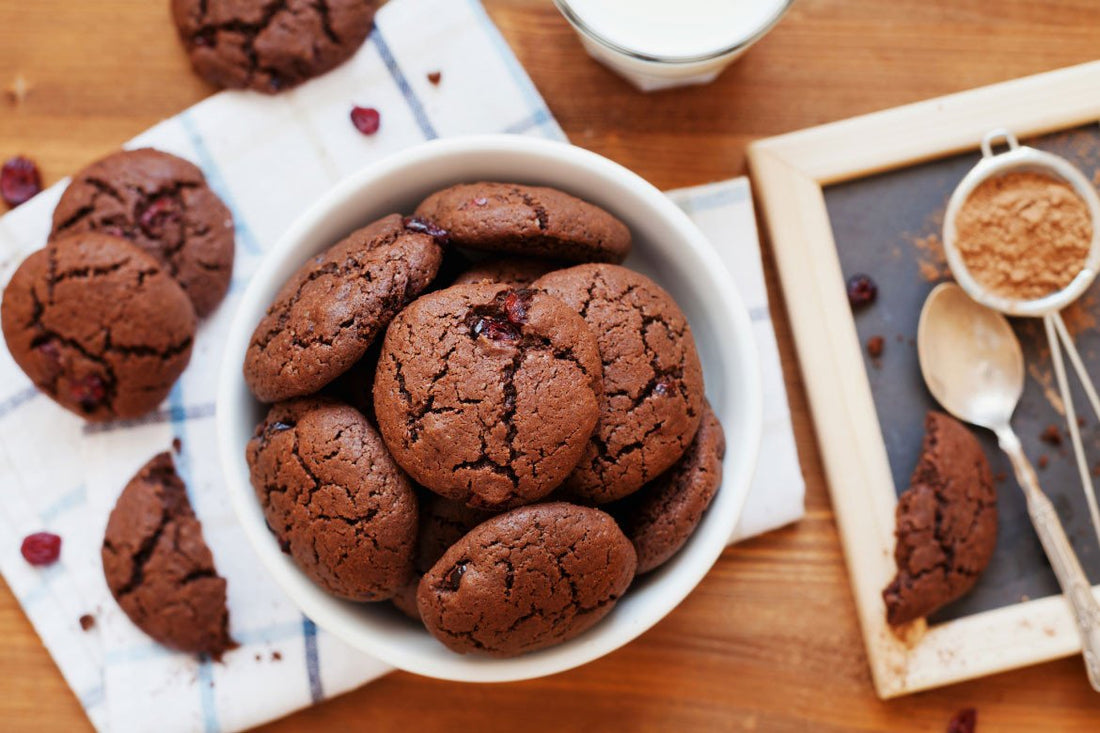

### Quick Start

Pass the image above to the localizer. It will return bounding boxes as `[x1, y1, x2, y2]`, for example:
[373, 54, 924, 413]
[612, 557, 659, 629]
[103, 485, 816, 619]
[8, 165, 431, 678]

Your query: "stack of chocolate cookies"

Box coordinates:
[1, 147, 240, 659]
[243, 181, 728, 657]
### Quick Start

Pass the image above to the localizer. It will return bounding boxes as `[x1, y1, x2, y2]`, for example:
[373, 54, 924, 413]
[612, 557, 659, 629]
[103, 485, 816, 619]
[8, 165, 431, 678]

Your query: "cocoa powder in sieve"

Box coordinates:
[955, 171, 1093, 300]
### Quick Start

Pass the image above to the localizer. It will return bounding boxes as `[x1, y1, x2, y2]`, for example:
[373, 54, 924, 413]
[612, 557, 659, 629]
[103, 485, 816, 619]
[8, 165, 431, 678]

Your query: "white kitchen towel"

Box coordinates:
[0, 0, 805, 731]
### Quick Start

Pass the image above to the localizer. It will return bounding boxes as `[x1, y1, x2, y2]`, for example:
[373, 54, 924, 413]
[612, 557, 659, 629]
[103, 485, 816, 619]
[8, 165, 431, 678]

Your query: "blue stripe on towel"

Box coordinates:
[81, 402, 215, 435]
[40, 484, 86, 524]
[302, 616, 324, 702]
[198, 661, 219, 733]
[372, 31, 438, 140]
[503, 109, 554, 135]
[179, 111, 264, 256]
[465, 0, 560, 140]
[0, 385, 39, 419]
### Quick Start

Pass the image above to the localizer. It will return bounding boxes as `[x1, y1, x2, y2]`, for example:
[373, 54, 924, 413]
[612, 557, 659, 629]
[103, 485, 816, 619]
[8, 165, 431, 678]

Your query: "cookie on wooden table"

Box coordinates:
[534, 264, 704, 504]
[616, 401, 725, 574]
[882, 411, 998, 626]
[172, 0, 378, 93]
[247, 398, 418, 601]
[1, 233, 196, 422]
[102, 452, 236, 659]
[417, 503, 636, 656]
[50, 148, 235, 317]
[414, 182, 631, 263]
[243, 214, 444, 403]
[373, 283, 603, 511]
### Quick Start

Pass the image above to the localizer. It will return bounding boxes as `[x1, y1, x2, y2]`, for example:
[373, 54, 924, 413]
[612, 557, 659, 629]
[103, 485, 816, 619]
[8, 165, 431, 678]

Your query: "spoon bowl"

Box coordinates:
[917, 282, 1023, 430]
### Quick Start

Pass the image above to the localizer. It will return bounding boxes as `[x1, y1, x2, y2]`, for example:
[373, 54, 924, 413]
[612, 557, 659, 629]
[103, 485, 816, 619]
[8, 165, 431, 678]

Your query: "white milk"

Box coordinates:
[563, 0, 787, 60]
[555, 0, 790, 91]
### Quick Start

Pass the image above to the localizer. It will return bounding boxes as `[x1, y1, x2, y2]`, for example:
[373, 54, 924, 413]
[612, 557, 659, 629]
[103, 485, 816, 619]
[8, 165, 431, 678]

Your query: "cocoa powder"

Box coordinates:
[955, 172, 1092, 300]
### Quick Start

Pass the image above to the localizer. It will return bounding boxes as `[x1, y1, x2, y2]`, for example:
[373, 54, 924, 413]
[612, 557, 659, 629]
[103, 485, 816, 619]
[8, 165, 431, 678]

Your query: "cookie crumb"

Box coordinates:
[4, 74, 31, 105]
[1038, 454, 1049, 469]
[254, 653, 262, 662]
[79, 614, 96, 631]
[947, 707, 976, 733]
[993, 471, 1007, 483]
[867, 335, 885, 359]
[271, 651, 282, 661]
[427, 70, 442, 85]
[1040, 424, 1062, 445]
[172, 437, 182, 453]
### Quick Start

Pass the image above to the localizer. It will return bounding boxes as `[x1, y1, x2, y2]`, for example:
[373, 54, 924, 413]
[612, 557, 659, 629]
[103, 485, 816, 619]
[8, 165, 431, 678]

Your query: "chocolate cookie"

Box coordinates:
[414, 183, 631, 263]
[452, 257, 564, 287]
[1, 234, 196, 422]
[882, 412, 998, 626]
[617, 402, 725, 574]
[102, 452, 236, 659]
[244, 214, 443, 403]
[417, 502, 636, 656]
[392, 492, 495, 620]
[247, 398, 418, 601]
[534, 264, 704, 503]
[373, 284, 603, 510]
[171, 0, 378, 93]
[49, 148, 235, 317]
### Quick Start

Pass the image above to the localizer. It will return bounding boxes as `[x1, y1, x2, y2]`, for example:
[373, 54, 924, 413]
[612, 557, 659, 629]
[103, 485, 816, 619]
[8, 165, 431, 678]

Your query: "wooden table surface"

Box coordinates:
[2, 1, 1100, 730]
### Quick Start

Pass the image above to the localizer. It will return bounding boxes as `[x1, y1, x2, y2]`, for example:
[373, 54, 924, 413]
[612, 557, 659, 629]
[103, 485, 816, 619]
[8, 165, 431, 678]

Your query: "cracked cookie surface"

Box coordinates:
[50, 148, 235, 317]
[534, 264, 704, 503]
[1, 233, 196, 422]
[452, 257, 564, 287]
[246, 398, 417, 601]
[414, 182, 631, 263]
[882, 411, 997, 626]
[102, 452, 236, 659]
[392, 492, 496, 621]
[373, 283, 603, 511]
[417, 502, 636, 656]
[615, 401, 725, 574]
[172, 0, 378, 93]
[244, 214, 443, 403]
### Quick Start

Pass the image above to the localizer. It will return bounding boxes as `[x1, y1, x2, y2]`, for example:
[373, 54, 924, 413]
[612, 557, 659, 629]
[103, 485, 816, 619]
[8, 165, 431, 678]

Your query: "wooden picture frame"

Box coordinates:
[747, 61, 1100, 698]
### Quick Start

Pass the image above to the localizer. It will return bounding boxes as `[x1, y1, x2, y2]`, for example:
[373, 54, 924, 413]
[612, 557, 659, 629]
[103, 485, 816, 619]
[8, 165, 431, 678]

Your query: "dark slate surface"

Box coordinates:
[824, 123, 1100, 623]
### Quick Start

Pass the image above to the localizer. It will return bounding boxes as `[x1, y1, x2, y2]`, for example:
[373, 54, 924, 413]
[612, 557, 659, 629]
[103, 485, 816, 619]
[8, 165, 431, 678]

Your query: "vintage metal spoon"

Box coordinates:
[918, 282, 1100, 691]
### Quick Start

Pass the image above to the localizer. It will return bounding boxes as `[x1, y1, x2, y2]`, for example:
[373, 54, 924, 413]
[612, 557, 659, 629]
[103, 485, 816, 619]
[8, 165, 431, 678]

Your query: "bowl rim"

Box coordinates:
[216, 134, 763, 682]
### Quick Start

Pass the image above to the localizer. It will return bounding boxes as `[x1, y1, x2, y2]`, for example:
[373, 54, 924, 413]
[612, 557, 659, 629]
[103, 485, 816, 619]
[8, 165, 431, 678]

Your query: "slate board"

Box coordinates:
[825, 123, 1100, 623]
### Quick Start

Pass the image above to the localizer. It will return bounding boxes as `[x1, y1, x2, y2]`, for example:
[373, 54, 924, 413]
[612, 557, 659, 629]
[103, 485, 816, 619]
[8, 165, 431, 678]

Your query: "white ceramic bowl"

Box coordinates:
[217, 135, 762, 682]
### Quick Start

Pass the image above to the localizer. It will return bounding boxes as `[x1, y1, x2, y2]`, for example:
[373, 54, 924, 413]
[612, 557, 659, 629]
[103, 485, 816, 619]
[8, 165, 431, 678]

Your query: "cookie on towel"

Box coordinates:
[50, 148, 235, 317]
[102, 452, 236, 659]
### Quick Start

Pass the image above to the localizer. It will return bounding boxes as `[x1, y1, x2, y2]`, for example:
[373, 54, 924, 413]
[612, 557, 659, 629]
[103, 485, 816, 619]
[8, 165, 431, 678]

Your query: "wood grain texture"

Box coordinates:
[1, 0, 1099, 730]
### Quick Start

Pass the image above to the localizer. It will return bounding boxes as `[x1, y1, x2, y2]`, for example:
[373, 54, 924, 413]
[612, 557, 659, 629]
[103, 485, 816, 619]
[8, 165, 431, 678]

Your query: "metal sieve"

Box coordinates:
[941, 128, 1100, 547]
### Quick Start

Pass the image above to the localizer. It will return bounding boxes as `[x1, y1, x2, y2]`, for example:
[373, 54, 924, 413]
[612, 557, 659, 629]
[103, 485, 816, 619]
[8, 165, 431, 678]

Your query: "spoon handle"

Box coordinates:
[999, 431, 1100, 692]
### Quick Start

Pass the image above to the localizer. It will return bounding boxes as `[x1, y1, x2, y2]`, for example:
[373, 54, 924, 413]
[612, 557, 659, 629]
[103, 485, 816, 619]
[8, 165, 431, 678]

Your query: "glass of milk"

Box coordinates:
[554, 0, 793, 92]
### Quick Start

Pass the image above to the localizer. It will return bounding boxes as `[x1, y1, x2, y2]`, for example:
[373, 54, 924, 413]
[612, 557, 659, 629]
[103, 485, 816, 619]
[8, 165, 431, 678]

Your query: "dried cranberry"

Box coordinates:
[503, 290, 532, 325]
[79, 614, 96, 631]
[21, 532, 62, 566]
[1, 156, 42, 208]
[846, 273, 877, 309]
[473, 317, 520, 342]
[427, 71, 442, 85]
[139, 195, 180, 238]
[70, 374, 107, 412]
[443, 561, 467, 591]
[350, 106, 381, 135]
[946, 708, 976, 733]
[1038, 454, 1049, 469]
[1040, 424, 1062, 446]
[403, 216, 450, 245]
